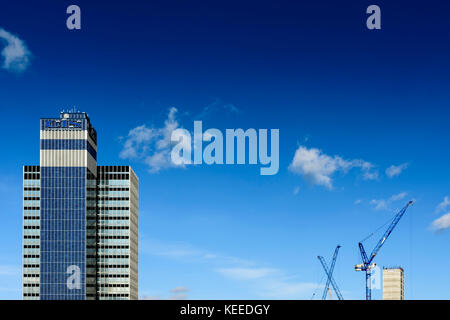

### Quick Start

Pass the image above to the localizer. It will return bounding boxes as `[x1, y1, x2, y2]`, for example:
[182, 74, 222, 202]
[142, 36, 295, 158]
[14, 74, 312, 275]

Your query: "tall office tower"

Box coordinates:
[23, 165, 41, 299]
[22, 111, 138, 300]
[97, 166, 138, 300]
[382, 267, 405, 300]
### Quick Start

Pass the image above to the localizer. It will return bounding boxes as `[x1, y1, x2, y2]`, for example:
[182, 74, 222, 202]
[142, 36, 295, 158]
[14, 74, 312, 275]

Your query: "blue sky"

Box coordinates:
[0, 0, 450, 299]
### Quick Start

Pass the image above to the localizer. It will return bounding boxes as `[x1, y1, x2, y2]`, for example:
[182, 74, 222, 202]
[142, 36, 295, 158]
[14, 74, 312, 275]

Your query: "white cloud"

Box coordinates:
[370, 192, 408, 211]
[120, 107, 190, 173]
[169, 287, 190, 300]
[436, 196, 450, 213]
[169, 293, 189, 300]
[140, 287, 190, 300]
[354, 199, 362, 205]
[293, 186, 300, 196]
[386, 163, 409, 178]
[169, 286, 190, 293]
[0, 28, 31, 73]
[430, 213, 450, 232]
[141, 237, 320, 299]
[217, 268, 277, 280]
[119, 125, 156, 159]
[197, 98, 241, 119]
[288, 146, 378, 189]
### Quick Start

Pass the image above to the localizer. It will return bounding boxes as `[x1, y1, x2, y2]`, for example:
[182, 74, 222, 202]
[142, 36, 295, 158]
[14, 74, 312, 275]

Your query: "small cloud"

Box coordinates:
[288, 146, 378, 189]
[120, 107, 189, 173]
[436, 196, 450, 213]
[370, 192, 408, 211]
[169, 286, 190, 293]
[217, 268, 277, 280]
[430, 213, 450, 232]
[141, 287, 190, 300]
[391, 192, 408, 201]
[354, 199, 362, 205]
[362, 170, 379, 180]
[197, 98, 241, 119]
[169, 287, 190, 300]
[0, 28, 32, 73]
[293, 186, 300, 196]
[386, 163, 409, 178]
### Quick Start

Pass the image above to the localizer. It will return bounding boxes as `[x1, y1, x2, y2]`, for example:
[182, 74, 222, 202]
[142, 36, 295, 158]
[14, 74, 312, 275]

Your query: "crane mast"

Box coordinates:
[318, 245, 344, 300]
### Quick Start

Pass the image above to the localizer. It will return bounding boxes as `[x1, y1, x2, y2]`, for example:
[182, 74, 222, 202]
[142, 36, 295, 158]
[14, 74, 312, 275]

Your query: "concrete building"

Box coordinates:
[382, 267, 404, 300]
[23, 111, 138, 300]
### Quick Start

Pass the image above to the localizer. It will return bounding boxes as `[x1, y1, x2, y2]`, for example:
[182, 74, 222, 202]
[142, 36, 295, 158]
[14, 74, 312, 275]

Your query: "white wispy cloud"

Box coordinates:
[370, 192, 408, 211]
[141, 237, 320, 299]
[169, 287, 190, 300]
[288, 146, 378, 189]
[119, 107, 190, 173]
[430, 213, 450, 232]
[196, 98, 241, 119]
[169, 293, 189, 300]
[0, 28, 31, 73]
[354, 199, 362, 205]
[436, 196, 450, 213]
[141, 287, 190, 300]
[170, 286, 190, 293]
[293, 186, 300, 196]
[386, 163, 409, 178]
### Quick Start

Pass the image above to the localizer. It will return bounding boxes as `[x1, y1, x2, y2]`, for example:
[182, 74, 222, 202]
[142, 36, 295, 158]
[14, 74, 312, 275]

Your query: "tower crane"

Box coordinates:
[355, 200, 414, 300]
[317, 245, 344, 300]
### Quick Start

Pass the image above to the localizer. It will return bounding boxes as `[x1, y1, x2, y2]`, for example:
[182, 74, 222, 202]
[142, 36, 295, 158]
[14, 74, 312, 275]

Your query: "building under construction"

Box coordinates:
[382, 267, 405, 300]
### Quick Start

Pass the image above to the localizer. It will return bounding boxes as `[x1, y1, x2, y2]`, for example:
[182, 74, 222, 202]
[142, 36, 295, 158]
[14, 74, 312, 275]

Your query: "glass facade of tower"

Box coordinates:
[40, 167, 87, 300]
[22, 112, 138, 300]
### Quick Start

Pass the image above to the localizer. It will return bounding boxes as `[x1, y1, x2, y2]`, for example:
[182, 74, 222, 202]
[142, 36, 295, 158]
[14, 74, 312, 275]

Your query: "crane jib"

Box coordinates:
[355, 201, 414, 300]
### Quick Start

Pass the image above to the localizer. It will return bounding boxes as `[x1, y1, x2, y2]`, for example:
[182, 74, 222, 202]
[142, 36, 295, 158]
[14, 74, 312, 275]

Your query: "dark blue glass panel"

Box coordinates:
[40, 166, 86, 300]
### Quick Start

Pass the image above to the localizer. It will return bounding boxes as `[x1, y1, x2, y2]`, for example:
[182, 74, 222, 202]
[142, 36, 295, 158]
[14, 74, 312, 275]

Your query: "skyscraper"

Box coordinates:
[382, 267, 404, 300]
[23, 111, 138, 300]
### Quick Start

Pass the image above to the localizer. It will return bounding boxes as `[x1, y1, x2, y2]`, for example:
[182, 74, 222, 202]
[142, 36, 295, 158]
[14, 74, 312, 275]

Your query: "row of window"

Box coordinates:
[98, 166, 130, 173]
[24, 190, 40, 196]
[98, 180, 130, 186]
[98, 201, 129, 207]
[97, 274, 129, 278]
[24, 187, 40, 191]
[24, 180, 40, 187]
[98, 187, 129, 191]
[97, 226, 130, 230]
[91, 207, 130, 211]
[99, 294, 130, 298]
[24, 165, 40, 172]
[24, 200, 40, 207]
[96, 235, 129, 239]
[99, 217, 130, 220]
[98, 284, 129, 287]
[24, 173, 40, 179]
[98, 174, 130, 180]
